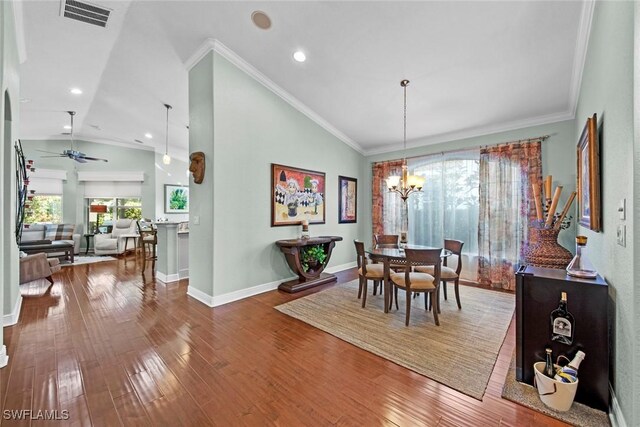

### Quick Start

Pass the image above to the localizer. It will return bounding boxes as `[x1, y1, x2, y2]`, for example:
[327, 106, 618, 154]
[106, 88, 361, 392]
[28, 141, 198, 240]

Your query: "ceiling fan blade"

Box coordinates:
[81, 156, 109, 162]
[74, 157, 88, 163]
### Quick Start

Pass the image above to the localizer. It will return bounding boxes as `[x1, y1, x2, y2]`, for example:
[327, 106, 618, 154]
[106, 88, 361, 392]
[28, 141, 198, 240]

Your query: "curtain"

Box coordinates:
[477, 141, 542, 290]
[372, 160, 404, 243]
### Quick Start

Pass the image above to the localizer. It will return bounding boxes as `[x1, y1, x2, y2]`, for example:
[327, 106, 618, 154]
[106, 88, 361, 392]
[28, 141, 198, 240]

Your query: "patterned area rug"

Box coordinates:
[60, 256, 117, 266]
[502, 355, 610, 426]
[275, 280, 514, 400]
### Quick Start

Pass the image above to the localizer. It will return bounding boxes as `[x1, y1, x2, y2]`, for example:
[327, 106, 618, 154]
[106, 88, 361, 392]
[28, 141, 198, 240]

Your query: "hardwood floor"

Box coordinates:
[0, 257, 568, 426]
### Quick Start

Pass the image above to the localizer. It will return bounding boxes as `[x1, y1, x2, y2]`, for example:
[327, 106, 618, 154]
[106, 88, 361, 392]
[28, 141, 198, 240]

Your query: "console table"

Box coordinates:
[275, 236, 343, 293]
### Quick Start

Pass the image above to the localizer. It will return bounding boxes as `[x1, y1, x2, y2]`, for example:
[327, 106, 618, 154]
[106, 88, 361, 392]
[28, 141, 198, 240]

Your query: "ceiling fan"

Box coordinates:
[38, 111, 108, 163]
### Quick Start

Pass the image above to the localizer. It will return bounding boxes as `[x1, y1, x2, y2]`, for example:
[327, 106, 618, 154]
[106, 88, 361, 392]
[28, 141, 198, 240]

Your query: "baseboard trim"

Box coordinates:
[3, 296, 23, 327]
[609, 383, 628, 427]
[0, 345, 7, 368]
[324, 261, 357, 274]
[186, 285, 215, 307]
[156, 272, 180, 283]
[186, 261, 356, 308]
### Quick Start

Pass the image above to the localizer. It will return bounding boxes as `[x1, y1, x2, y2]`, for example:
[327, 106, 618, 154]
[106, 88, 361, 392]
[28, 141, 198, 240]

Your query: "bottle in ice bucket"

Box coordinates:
[544, 348, 554, 378]
[554, 350, 585, 383]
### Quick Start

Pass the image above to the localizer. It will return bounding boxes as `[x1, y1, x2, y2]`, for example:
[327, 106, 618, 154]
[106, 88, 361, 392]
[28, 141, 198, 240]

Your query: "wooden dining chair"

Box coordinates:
[390, 248, 442, 326]
[414, 239, 464, 309]
[374, 234, 408, 274]
[354, 240, 385, 308]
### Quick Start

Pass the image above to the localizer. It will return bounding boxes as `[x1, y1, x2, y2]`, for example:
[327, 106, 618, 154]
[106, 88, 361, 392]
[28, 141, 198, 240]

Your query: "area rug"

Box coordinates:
[275, 280, 514, 400]
[60, 256, 117, 266]
[502, 355, 610, 427]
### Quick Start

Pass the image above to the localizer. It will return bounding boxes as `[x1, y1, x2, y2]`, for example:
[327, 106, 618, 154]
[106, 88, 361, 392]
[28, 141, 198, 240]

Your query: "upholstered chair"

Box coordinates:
[354, 240, 385, 308]
[19, 252, 61, 285]
[389, 248, 442, 326]
[414, 239, 464, 309]
[94, 219, 137, 255]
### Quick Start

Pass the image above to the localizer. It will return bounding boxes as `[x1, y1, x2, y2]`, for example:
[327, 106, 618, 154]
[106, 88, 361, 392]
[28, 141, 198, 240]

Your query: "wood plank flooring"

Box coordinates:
[0, 257, 568, 426]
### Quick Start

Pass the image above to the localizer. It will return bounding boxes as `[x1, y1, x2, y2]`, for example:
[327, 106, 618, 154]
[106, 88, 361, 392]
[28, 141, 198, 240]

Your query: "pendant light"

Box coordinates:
[162, 103, 172, 165]
[386, 79, 425, 201]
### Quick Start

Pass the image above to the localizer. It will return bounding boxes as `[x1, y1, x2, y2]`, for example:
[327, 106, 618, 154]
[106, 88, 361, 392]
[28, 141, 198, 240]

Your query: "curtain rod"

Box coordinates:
[374, 135, 550, 164]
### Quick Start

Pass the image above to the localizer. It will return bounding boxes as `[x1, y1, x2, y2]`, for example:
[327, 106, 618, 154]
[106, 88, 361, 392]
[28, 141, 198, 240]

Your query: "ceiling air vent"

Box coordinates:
[60, 0, 111, 28]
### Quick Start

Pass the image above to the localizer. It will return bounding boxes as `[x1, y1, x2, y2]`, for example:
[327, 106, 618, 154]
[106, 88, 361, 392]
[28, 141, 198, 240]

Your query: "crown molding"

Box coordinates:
[12, 0, 27, 64]
[184, 38, 364, 155]
[364, 110, 575, 157]
[568, 0, 595, 117]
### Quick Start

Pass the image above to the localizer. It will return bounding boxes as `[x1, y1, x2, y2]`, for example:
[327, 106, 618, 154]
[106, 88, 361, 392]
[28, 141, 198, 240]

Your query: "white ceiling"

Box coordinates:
[18, 1, 591, 157]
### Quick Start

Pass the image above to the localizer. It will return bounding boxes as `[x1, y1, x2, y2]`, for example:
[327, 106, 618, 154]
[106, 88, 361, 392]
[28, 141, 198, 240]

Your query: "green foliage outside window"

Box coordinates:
[24, 195, 62, 224]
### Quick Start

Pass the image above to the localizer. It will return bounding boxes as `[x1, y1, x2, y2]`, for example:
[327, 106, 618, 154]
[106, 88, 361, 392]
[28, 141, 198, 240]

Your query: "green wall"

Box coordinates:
[574, 1, 636, 424]
[364, 119, 578, 251]
[188, 51, 365, 299]
[21, 139, 156, 248]
[1, 1, 21, 323]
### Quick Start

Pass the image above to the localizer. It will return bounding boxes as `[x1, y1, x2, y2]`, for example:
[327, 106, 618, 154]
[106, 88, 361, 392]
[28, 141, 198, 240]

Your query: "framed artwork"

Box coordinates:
[576, 113, 601, 231]
[338, 175, 357, 223]
[272, 164, 325, 226]
[164, 184, 189, 214]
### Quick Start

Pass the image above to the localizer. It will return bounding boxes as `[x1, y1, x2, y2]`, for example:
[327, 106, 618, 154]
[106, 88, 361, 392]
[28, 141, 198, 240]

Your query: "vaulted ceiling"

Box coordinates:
[18, 1, 592, 158]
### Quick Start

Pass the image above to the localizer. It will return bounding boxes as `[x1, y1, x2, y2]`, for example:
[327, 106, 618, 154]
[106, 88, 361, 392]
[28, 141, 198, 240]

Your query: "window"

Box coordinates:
[87, 197, 142, 233]
[24, 195, 62, 224]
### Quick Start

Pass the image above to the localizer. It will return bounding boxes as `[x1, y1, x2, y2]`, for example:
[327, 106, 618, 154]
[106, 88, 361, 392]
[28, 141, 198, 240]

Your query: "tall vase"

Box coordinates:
[524, 227, 573, 269]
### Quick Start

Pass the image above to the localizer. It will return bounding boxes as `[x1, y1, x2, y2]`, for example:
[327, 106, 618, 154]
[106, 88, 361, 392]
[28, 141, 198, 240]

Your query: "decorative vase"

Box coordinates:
[524, 227, 573, 269]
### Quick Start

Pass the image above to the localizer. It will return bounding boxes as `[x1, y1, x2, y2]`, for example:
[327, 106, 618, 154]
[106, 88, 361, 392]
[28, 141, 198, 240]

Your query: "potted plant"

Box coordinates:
[301, 245, 327, 272]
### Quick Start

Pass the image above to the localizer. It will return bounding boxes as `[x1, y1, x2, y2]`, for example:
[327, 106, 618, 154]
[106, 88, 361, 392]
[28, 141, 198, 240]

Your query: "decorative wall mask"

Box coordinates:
[189, 151, 205, 184]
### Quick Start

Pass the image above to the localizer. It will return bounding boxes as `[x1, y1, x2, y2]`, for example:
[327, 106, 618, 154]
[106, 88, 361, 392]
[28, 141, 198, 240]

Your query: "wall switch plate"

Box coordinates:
[617, 224, 626, 247]
[618, 199, 626, 220]
[193, 215, 200, 225]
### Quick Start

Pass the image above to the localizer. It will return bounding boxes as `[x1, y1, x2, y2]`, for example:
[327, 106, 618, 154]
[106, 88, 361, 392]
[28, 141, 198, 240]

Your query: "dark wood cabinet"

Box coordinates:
[275, 236, 342, 293]
[515, 265, 609, 411]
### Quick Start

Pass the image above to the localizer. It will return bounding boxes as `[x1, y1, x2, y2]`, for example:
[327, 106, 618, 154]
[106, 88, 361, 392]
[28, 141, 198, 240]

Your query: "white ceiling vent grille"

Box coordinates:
[60, 0, 111, 28]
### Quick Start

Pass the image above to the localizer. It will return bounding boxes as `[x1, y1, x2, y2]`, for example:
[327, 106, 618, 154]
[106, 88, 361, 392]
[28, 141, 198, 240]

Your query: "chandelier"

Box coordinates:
[386, 79, 425, 201]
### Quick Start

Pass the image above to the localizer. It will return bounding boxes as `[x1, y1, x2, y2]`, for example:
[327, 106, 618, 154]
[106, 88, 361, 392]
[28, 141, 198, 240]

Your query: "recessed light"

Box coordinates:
[251, 11, 271, 30]
[144, 133, 153, 139]
[20, 98, 31, 103]
[63, 125, 72, 130]
[70, 88, 83, 95]
[293, 51, 306, 63]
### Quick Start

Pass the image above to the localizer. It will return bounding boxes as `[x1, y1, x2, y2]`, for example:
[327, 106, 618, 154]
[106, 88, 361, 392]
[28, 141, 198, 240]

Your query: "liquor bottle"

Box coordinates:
[554, 350, 586, 383]
[550, 292, 575, 345]
[544, 348, 555, 378]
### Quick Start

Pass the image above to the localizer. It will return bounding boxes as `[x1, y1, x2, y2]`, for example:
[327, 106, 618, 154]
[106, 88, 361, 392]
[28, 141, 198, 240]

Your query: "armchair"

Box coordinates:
[94, 219, 137, 255]
[20, 252, 61, 285]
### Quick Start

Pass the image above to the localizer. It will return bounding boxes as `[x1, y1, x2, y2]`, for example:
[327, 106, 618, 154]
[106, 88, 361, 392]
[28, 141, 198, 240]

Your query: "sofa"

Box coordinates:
[20, 224, 81, 255]
[94, 219, 137, 255]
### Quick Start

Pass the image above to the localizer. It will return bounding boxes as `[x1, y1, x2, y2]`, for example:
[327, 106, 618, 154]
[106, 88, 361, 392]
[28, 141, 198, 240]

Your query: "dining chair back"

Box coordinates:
[354, 240, 384, 307]
[414, 239, 464, 309]
[374, 234, 399, 247]
[137, 220, 157, 272]
[390, 248, 442, 326]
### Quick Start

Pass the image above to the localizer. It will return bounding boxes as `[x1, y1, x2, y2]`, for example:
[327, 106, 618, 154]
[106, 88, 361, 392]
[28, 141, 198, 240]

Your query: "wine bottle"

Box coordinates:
[544, 348, 555, 378]
[550, 292, 575, 345]
[554, 350, 586, 383]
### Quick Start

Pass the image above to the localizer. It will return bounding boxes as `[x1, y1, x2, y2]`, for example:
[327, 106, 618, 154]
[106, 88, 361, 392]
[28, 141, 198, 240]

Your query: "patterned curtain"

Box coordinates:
[371, 159, 404, 243]
[477, 141, 542, 290]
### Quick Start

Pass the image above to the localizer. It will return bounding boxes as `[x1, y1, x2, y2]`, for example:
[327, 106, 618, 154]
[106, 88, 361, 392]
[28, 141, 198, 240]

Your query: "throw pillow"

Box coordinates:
[44, 224, 75, 241]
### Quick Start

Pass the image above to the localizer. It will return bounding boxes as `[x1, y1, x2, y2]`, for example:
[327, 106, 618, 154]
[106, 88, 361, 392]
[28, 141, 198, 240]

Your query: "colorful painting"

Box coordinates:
[338, 175, 357, 223]
[272, 164, 325, 226]
[165, 184, 189, 214]
[576, 114, 601, 231]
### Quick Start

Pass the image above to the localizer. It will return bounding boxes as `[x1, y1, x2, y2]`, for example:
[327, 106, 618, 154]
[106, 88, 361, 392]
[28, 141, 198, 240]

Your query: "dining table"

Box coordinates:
[365, 245, 452, 313]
